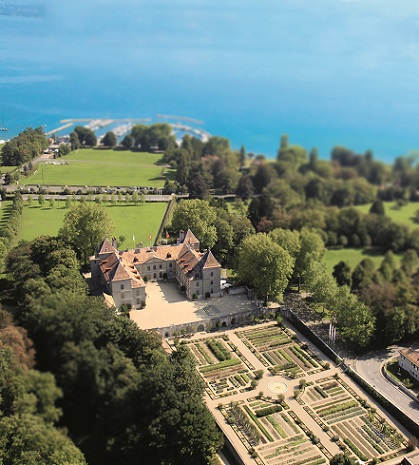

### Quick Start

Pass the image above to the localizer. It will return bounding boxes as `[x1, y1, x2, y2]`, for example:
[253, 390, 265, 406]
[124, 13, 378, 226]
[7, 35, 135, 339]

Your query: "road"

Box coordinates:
[355, 345, 419, 424]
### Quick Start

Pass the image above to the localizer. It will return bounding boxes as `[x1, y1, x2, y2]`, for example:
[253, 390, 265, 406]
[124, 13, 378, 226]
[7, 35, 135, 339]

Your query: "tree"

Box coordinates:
[401, 249, 419, 274]
[294, 229, 326, 292]
[73, 126, 97, 147]
[121, 134, 134, 150]
[269, 228, 301, 259]
[329, 454, 357, 465]
[70, 131, 80, 150]
[102, 131, 117, 148]
[351, 258, 375, 291]
[369, 199, 385, 215]
[306, 262, 338, 312]
[236, 174, 254, 200]
[38, 194, 45, 207]
[331, 287, 375, 349]
[59, 203, 115, 262]
[333, 261, 352, 287]
[0, 345, 86, 465]
[171, 199, 217, 249]
[59, 143, 71, 157]
[1, 127, 49, 166]
[188, 173, 209, 199]
[236, 234, 294, 305]
[0, 415, 87, 465]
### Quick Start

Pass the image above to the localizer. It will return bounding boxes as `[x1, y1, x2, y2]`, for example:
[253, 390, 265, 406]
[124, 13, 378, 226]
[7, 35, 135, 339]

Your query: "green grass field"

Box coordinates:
[325, 246, 401, 273]
[19, 201, 168, 248]
[20, 149, 176, 187]
[0, 200, 12, 227]
[0, 166, 18, 173]
[356, 201, 419, 230]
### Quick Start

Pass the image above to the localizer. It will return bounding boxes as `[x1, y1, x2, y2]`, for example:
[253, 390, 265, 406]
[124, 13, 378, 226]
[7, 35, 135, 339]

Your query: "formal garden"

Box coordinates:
[221, 398, 327, 465]
[185, 335, 258, 399]
[235, 325, 328, 378]
[300, 375, 407, 462]
[182, 323, 411, 465]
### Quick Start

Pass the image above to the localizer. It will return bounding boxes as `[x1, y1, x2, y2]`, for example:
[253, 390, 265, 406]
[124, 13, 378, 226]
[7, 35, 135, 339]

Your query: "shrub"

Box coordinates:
[254, 370, 264, 380]
[255, 405, 282, 417]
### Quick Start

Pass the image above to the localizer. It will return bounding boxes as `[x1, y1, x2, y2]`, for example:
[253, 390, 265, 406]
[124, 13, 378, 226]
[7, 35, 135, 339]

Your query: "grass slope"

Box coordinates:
[19, 201, 168, 248]
[325, 247, 401, 273]
[356, 201, 419, 230]
[21, 149, 176, 187]
[0, 166, 18, 173]
[0, 200, 12, 226]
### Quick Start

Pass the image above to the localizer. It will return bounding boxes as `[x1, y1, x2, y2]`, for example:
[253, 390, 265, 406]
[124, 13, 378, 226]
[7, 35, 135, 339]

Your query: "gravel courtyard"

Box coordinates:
[129, 280, 256, 330]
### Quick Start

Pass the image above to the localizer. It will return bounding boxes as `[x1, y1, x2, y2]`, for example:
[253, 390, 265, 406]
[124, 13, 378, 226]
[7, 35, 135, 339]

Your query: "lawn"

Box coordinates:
[20, 149, 176, 187]
[19, 201, 168, 248]
[0, 166, 18, 173]
[356, 201, 419, 230]
[324, 247, 401, 273]
[0, 200, 12, 226]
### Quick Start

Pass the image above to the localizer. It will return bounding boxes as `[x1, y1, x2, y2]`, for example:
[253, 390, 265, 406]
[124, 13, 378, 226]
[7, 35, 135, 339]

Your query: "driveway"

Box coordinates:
[355, 345, 419, 424]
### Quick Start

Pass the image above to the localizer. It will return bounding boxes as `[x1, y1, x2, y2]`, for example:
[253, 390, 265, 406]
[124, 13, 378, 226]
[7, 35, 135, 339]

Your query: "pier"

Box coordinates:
[45, 123, 73, 136]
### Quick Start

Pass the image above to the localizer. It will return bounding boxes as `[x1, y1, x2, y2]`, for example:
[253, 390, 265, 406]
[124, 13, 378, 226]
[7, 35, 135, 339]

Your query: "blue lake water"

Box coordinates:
[1, 0, 419, 162]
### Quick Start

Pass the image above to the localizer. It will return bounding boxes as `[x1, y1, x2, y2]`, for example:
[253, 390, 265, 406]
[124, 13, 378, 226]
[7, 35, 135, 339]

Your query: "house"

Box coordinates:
[398, 348, 419, 381]
[90, 229, 221, 308]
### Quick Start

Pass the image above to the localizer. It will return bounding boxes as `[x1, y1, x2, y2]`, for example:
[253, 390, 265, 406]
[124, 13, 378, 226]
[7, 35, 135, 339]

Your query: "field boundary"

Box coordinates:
[154, 194, 176, 245]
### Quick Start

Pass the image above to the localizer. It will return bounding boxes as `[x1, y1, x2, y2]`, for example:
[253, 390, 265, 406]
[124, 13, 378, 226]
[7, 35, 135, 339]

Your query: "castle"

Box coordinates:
[90, 229, 221, 309]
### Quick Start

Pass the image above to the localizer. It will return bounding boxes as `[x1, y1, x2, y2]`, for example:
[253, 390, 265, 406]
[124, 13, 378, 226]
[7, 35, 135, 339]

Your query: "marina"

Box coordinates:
[47, 116, 212, 143]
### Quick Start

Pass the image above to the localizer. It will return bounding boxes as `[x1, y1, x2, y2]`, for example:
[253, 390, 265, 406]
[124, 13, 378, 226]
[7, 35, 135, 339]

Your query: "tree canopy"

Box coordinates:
[171, 199, 217, 249]
[236, 234, 294, 305]
[59, 203, 115, 261]
[1, 127, 49, 166]
[102, 131, 117, 147]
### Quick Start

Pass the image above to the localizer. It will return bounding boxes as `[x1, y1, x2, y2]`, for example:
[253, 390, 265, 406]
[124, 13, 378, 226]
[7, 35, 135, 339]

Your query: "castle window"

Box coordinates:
[211, 289, 213, 294]
[211, 272, 214, 277]
[169, 263, 172, 268]
[147, 265, 150, 271]
[196, 282, 199, 286]
[159, 264, 163, 269]
[211, 280, 214, 285]
[121, 284, 124, 290]
[153, 265, 156, 270]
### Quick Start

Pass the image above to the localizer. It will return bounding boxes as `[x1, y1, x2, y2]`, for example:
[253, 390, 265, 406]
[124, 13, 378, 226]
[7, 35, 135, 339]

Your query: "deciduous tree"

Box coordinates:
[236, 234, 293, 305]
[59, 203, 115, 262]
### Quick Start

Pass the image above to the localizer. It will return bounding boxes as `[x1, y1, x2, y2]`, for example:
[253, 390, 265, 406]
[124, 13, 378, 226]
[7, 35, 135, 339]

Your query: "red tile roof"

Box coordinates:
[400, 348, 419, 367]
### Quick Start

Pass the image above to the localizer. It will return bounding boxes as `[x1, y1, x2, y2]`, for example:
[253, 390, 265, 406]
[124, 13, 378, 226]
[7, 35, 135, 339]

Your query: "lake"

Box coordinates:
[1, 0, 419, 162]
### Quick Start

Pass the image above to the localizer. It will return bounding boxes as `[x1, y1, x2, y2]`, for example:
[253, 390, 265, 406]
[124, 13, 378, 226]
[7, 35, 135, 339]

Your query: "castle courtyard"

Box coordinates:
[129, 280, 257, 332]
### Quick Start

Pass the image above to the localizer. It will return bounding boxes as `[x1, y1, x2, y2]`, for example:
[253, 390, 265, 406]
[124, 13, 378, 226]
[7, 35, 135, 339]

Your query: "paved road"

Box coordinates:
[355, 345, 419, 424]
[19, 194, 174, 202]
